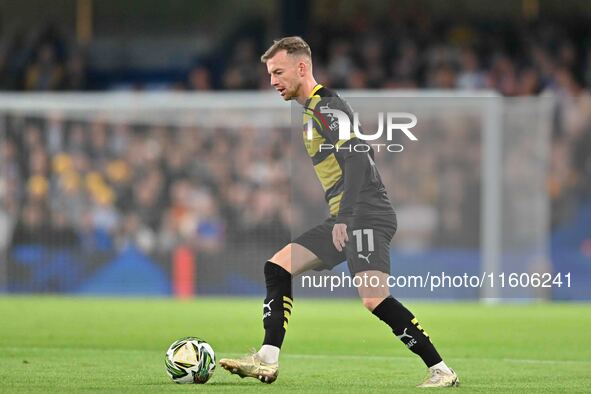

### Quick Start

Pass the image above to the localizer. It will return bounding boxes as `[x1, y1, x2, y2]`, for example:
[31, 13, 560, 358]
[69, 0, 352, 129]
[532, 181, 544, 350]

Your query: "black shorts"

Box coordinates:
[292, 213, 397, 275]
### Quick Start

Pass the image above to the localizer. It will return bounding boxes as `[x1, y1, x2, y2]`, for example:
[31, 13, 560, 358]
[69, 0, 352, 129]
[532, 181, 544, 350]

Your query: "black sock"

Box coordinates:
[262, 261, 292, 348]
[372, 296, 442, 367]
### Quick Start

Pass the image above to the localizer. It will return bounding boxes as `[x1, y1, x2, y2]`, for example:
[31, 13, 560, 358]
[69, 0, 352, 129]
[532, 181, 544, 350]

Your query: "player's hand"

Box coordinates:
[332, 222, 349, 252]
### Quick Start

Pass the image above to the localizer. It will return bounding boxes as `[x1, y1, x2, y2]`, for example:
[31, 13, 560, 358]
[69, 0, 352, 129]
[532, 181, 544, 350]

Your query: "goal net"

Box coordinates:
[0, 92, 553, 299]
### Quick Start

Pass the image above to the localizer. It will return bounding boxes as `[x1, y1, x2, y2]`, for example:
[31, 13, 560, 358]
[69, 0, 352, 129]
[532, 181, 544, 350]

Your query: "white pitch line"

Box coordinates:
[501, 358, 590, 365]
[225, 352, 591, 365]
[2, 347, 589, 366]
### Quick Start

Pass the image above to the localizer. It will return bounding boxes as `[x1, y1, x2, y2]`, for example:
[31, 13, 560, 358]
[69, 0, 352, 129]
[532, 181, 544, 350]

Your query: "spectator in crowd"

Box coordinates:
[25, 44, 64, 91]
[62, 51, 88, 90]
[186, 64, 212, 90]
[0, 25, 88, 91]
[11, 203, 49, 246]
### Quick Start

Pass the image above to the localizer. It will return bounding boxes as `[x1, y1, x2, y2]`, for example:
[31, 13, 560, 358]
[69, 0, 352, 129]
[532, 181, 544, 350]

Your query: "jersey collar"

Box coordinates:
[309, 83, 323, 98]
[304, 84, 323, 108]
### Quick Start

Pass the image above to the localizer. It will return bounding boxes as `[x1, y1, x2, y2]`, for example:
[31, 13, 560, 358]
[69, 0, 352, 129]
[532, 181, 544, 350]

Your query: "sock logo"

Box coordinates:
[396, 327, 413, 340]
[358, 252, 372, 264]
[397, 327, 418, 349]
[263, 299, 274, 319]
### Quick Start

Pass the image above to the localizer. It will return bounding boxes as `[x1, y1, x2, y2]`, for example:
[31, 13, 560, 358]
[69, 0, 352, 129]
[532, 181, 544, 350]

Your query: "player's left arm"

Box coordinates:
[333, 138, 369, 251]
[315, 97, 369, 251]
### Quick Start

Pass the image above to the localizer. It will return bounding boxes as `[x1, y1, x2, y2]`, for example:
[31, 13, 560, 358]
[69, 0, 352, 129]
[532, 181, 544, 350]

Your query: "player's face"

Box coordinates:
[266, 51, 303, 101]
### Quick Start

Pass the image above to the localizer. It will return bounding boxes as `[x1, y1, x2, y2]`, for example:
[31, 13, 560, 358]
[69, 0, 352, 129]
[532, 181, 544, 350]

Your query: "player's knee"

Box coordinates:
[361, 296, 387, 312]
[268, 244, 292, 274]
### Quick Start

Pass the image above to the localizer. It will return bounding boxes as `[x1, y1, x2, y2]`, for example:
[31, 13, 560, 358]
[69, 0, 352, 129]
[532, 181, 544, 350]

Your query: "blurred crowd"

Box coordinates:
[2, 93, 589, 260]
[206, 16, 591, 96]
[1, 16, 591, 95]
[0, 26, 87, 91]
[1, 12, 591, 262]
[0, 117, 290, 259]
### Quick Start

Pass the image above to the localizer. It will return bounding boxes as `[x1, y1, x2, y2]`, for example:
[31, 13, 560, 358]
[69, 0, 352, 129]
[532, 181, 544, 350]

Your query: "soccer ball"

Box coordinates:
[164, 337, 216, 384]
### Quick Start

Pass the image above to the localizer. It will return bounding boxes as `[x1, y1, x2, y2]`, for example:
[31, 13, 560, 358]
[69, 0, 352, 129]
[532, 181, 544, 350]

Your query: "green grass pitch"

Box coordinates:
[0, 296, 589, 393]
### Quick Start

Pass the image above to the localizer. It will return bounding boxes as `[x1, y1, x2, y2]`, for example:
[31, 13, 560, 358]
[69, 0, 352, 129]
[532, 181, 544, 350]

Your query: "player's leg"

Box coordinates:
[220, 218, 343, 383]
[253, 217, 341, 362]
[357, 270, 444, 366]
[219, 242, 323, 383]
[256, 243, 321, 364]
[357, 272, 458, 387]
[268, 241, 323, 275]
[347, 215, 458, 387]
[356, 271, 457, 383]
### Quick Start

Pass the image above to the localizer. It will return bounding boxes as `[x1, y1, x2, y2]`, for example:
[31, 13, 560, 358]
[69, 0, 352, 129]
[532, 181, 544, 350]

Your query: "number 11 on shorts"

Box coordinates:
[352, 229, 374, 252]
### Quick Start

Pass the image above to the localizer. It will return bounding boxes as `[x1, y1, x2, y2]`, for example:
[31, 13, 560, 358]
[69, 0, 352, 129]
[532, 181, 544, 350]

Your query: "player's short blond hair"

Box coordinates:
[260, 36, 312, 63]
